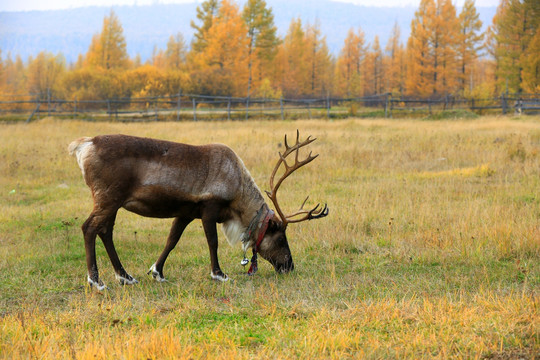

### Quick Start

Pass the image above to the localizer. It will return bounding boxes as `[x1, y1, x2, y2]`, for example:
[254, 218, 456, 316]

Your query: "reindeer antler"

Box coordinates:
[265, 130, 329, 227]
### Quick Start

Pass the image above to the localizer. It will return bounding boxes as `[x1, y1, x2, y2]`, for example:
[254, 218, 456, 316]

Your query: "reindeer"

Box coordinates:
[68, 131, 328, 290]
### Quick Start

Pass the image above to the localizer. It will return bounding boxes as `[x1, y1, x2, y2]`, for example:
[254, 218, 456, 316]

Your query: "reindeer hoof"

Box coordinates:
[148, 264, 166, 282]
[210, 272, 229, 282]
[116, 273, 139, 285]
[87, 276, 108, 291]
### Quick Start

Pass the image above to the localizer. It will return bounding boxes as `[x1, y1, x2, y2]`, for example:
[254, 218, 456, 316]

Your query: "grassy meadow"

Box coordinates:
[0, 116, 538, 359]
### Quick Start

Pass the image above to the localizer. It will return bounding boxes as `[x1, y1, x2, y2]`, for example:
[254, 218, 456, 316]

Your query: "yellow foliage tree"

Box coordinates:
[457, 0, 484, 94]
[242, 0, 279, 98]
[364, 36, 384, 95]
[335, 27, 366, 97]
[384, 22, 405, 96]
[85, 10, 129, 70]
[273, 18, 309, 97]
[406, 0, 459, 97]
[26, 51, 66, 98]
[192, 0, 249, 96]
[305, 21, 333, 97]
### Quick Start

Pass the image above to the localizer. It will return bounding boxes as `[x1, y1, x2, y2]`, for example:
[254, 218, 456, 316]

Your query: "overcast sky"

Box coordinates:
[0, 0, 500, 12]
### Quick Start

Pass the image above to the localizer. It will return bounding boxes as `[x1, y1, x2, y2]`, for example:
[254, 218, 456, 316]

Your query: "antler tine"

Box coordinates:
[266, 130, 326, 227]
[284, 203, 329, 224]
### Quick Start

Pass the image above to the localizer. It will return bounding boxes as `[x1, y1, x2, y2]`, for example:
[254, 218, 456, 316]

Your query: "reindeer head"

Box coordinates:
[255, 131, 329, 274]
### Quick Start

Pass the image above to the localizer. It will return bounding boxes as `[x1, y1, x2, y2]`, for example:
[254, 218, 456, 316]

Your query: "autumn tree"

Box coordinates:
[521, 29, 540, 92]
[364, 36, 383, 95]
[490, 0, 539, 93]
[274, 18, 309, 97]
[335, 27, 366, 97]
[192, 0, 249, 96]
[305, 20, 333, 97]
[190, 0, 220, 53]
[165, 33, 187, 71]
[27, 52, 66, 98]
[0, 51, 5, 93]
[242, 0, 279, 98]
[456, 0, 483, 94]
[406, 0, 432, 96]
[406, 0, 459, 97]
[85, 10, 129, 70]
[385, 22, 405, 96]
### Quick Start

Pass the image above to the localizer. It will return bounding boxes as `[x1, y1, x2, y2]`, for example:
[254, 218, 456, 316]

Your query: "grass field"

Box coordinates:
[0, 117, 538, 359]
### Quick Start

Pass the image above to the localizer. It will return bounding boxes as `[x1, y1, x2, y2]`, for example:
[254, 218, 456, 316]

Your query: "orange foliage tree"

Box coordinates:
[191, 0, 249, 96]
[335, 27, 366, 97]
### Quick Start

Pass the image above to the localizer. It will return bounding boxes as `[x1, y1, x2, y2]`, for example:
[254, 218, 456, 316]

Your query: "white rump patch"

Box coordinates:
[69, 138, 93, 177]
[221, 219, 246, 248]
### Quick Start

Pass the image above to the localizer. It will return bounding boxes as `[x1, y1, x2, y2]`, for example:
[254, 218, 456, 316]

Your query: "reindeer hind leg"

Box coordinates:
[82, 212, 108, 290]
[149, 217, 192, 282]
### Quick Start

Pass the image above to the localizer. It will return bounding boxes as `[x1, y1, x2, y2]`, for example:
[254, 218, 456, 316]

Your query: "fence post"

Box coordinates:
[25, 97, 40, 123]
[177, 91, 181, 121]
[74, 97, 78, 117]
[501, 94, 507, 114]
[245, 97, 249, 121]
[47, 88, 51, 117]
[154, 97, 158, 121]
[326, 93, 330, 119]
[280, 98, 284, 121]
[192, 97, 197, 121]
[384, 93, 389, 118]
[107, 99, 111, 120]
[228, 97, 231, 121]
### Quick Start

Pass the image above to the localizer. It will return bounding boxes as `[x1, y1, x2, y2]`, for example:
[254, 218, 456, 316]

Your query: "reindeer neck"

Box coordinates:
[237, 172, 268, 226]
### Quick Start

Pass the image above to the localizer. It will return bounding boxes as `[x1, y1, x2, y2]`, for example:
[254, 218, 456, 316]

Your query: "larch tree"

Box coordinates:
[406, 0, 459, 97]
[406, 0, 432, 96]
[27, 51, 66, 98]
[521, 28, 540, 92]
[242, 0, 279, 98]
[490, 0, 539, 93]
[457, 0, 484, 94]
[0, 50, 5, 94]
[274, 18, 308, 97]
[190, 0, 220, 53]
[165, 33, 187, 70]
[335, 27, 366, 97]
[196, 0, 249, 96]
[305, 20, 333, 97]
[85, 10, 129, 70]
[385, 22, 405, 96]
[365, 36, 384, 95]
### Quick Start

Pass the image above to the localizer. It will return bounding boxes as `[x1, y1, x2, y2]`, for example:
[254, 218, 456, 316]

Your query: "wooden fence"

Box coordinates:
[0, 92, 539, 122]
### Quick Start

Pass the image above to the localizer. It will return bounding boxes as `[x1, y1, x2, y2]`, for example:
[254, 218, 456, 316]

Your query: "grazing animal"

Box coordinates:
[68, 131, 328, 290]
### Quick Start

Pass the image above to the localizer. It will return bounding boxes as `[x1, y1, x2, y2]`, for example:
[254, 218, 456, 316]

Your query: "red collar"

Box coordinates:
[248, 209, 274, 275]
[254, 209, 274, 252]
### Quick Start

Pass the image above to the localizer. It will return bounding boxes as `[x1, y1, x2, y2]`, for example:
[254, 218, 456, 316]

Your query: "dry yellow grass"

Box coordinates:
[0, 116, 539, 359]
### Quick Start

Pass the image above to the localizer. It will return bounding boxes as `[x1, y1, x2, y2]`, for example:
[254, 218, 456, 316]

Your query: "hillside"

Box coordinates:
[0, 0, 496, 63]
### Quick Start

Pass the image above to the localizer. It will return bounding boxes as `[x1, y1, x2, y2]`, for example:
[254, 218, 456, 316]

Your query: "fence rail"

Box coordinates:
[0, 93, 538, 122]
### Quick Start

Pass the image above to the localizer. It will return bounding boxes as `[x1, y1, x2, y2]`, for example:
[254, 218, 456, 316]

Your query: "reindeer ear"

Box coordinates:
[268, 216, 286, 232]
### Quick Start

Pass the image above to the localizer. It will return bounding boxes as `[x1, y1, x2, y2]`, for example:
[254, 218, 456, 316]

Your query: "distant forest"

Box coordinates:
[0, 0, 538, 101]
